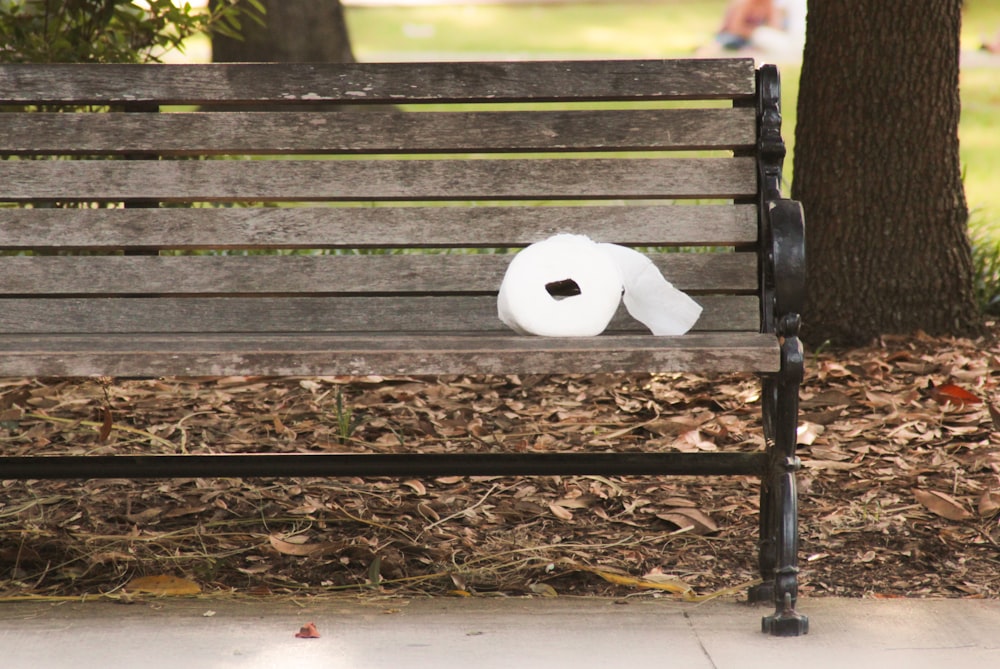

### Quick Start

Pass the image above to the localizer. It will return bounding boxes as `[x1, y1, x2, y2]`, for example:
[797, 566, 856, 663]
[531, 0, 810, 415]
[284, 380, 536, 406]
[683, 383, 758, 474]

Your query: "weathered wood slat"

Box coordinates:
[0, 295, 759, 334]
[0, 60, 757, 105]
[0, 108, 757, 155]
[0, 158, 758, 202]
[0, 332, 780, 376]
[0, 253, 757, 296]
[0, 205, 758, 249]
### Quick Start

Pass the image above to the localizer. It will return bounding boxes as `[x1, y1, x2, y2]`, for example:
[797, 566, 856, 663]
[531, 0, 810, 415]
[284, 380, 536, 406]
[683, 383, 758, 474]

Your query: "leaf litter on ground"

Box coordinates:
[3, 326, 1000, 601]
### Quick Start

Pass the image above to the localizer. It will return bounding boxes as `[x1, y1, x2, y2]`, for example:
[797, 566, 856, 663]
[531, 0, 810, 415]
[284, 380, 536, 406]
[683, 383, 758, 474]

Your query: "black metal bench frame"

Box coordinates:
[0, 59, 807, 635]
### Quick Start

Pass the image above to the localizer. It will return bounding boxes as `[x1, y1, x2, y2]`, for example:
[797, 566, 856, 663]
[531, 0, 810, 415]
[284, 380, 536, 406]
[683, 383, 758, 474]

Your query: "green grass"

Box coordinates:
[344, 0, 1000, 238]
[961, 67, 1000, 230]
[345, 1, 720, 59]
[962, 0, 1000, 52]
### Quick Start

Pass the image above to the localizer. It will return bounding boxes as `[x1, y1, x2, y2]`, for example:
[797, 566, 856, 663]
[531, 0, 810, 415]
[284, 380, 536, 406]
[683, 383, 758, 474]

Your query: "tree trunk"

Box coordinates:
[792, 0, 978, 345]
[212, 0, 355, 63]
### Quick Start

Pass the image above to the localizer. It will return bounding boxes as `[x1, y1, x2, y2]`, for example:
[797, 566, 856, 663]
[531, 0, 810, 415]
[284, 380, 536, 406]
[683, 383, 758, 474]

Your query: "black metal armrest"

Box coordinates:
[768, 198, 806, 330]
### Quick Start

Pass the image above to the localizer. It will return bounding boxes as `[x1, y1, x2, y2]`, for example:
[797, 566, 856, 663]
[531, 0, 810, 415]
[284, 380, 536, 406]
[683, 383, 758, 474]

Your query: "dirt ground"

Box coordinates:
[3, 327, 1000, 602]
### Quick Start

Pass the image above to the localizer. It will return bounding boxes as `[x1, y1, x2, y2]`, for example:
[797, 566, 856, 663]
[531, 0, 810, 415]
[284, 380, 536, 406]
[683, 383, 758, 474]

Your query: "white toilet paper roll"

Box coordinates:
[497, 234, 623, 336]
[497, 234, 702, 337]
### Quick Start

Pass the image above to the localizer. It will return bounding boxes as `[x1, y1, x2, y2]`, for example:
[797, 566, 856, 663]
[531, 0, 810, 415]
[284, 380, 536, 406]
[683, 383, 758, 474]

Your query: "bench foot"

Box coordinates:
[757, 458, 808, 635]
[762, 592, 809, 636]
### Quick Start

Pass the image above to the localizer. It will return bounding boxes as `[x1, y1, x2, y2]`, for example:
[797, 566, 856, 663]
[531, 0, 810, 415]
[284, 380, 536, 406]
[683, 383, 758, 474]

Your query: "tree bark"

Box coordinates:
[792, 0, 978, 345]
[212, 0, 355, 63]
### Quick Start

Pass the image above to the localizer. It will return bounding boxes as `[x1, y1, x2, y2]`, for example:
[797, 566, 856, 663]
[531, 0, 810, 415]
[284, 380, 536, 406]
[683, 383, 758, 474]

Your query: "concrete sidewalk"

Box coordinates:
[1, 596, 998, 669]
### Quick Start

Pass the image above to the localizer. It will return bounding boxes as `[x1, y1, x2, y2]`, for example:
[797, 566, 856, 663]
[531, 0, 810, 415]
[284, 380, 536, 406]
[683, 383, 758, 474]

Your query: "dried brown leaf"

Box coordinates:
[656, 507, 718, 535]
[660, 497, 697, 508]
[98, 407, 113, 442]
[162, 504, 210, 519]
[912, 488, 972, 521]
[403, 479, 427, 496]
[528, 582, 558, 597]
[669, 430, 717, 452]
[552, 495, 594, 510]
[126, 574, 201, 596]
[295, 622, 321, 639]
[548, 502, 574, 521]
[800, 389, 853, 408]
[978, 490, 1000, 517]
[801, 459, 861, 471]
[989, 404, 1000, 432]
[580, 565, 693, 596]
[796, 421, 825, 446]
[268, 534, 334, 557]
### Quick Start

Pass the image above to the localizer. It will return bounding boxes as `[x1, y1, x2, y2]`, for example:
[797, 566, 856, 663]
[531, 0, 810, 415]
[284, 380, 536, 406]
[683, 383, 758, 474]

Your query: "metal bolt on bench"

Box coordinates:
[0, 58, 807, 636]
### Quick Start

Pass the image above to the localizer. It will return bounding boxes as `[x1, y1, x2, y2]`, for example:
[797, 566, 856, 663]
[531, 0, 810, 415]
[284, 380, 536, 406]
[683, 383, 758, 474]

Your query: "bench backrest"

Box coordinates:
[0, 59, 764, 340]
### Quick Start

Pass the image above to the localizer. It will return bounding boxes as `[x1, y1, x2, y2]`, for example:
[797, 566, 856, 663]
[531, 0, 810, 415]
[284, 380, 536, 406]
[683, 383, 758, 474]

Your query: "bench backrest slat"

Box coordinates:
[0, 253, 757, 295]
[0, 157, 757, 202]
[1, 109, 756, 155]
[0, 205, 758, 249]
[0, 60, 756, 105]
[0, 295, 759, 334]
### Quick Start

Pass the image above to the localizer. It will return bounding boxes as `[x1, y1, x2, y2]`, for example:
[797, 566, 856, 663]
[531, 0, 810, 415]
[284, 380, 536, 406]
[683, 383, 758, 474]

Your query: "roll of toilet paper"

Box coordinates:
[497, 234, 623, 337]
[497, 234, 702, 337]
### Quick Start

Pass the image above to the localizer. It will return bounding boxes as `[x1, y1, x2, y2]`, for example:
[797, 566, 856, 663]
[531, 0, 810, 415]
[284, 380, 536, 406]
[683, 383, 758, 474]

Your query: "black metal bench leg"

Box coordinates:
[761, 318, 809, 636]
[749, 377, 777, 606]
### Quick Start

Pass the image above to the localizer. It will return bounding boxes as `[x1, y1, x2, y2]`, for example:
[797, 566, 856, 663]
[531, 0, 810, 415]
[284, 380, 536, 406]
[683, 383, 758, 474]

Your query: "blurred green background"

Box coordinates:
[338, 0, 1000, 238]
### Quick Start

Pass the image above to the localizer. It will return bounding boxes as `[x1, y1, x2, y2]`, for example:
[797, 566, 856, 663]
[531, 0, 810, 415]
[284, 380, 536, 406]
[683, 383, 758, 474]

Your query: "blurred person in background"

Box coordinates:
[698, 0, 806, 60]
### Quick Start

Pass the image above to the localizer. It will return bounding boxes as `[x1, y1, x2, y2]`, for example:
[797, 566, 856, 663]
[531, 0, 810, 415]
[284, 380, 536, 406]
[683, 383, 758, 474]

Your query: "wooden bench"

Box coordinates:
[0, 59, 807, 635]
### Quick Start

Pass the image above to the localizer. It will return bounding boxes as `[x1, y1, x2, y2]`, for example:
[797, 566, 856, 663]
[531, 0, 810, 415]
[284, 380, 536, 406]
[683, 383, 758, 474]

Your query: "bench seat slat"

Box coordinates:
[0, 253, 757, 296]
[0, 332, 780, 377]
[0, 109, 757, 155]
[0, 295, 759, 334]
[0, 205, 759, 250]
[0, 59, 757, 105]
[0, 157, 757, 202]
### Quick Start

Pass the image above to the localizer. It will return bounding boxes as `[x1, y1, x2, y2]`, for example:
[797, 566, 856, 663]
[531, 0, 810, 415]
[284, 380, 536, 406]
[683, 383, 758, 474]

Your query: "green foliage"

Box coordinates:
[0, 0, 264, 63]
[334, 388, 359, 445]
[970, 217, 1000, 315]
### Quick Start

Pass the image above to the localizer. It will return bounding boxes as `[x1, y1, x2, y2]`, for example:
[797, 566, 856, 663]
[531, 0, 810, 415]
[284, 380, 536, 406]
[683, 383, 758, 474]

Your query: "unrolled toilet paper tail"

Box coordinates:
[598, 243, 702, 336]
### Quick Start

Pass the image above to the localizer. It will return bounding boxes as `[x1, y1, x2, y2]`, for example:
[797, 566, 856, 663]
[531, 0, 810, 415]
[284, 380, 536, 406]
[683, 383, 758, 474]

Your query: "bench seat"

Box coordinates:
[0, 332, 781, 377]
